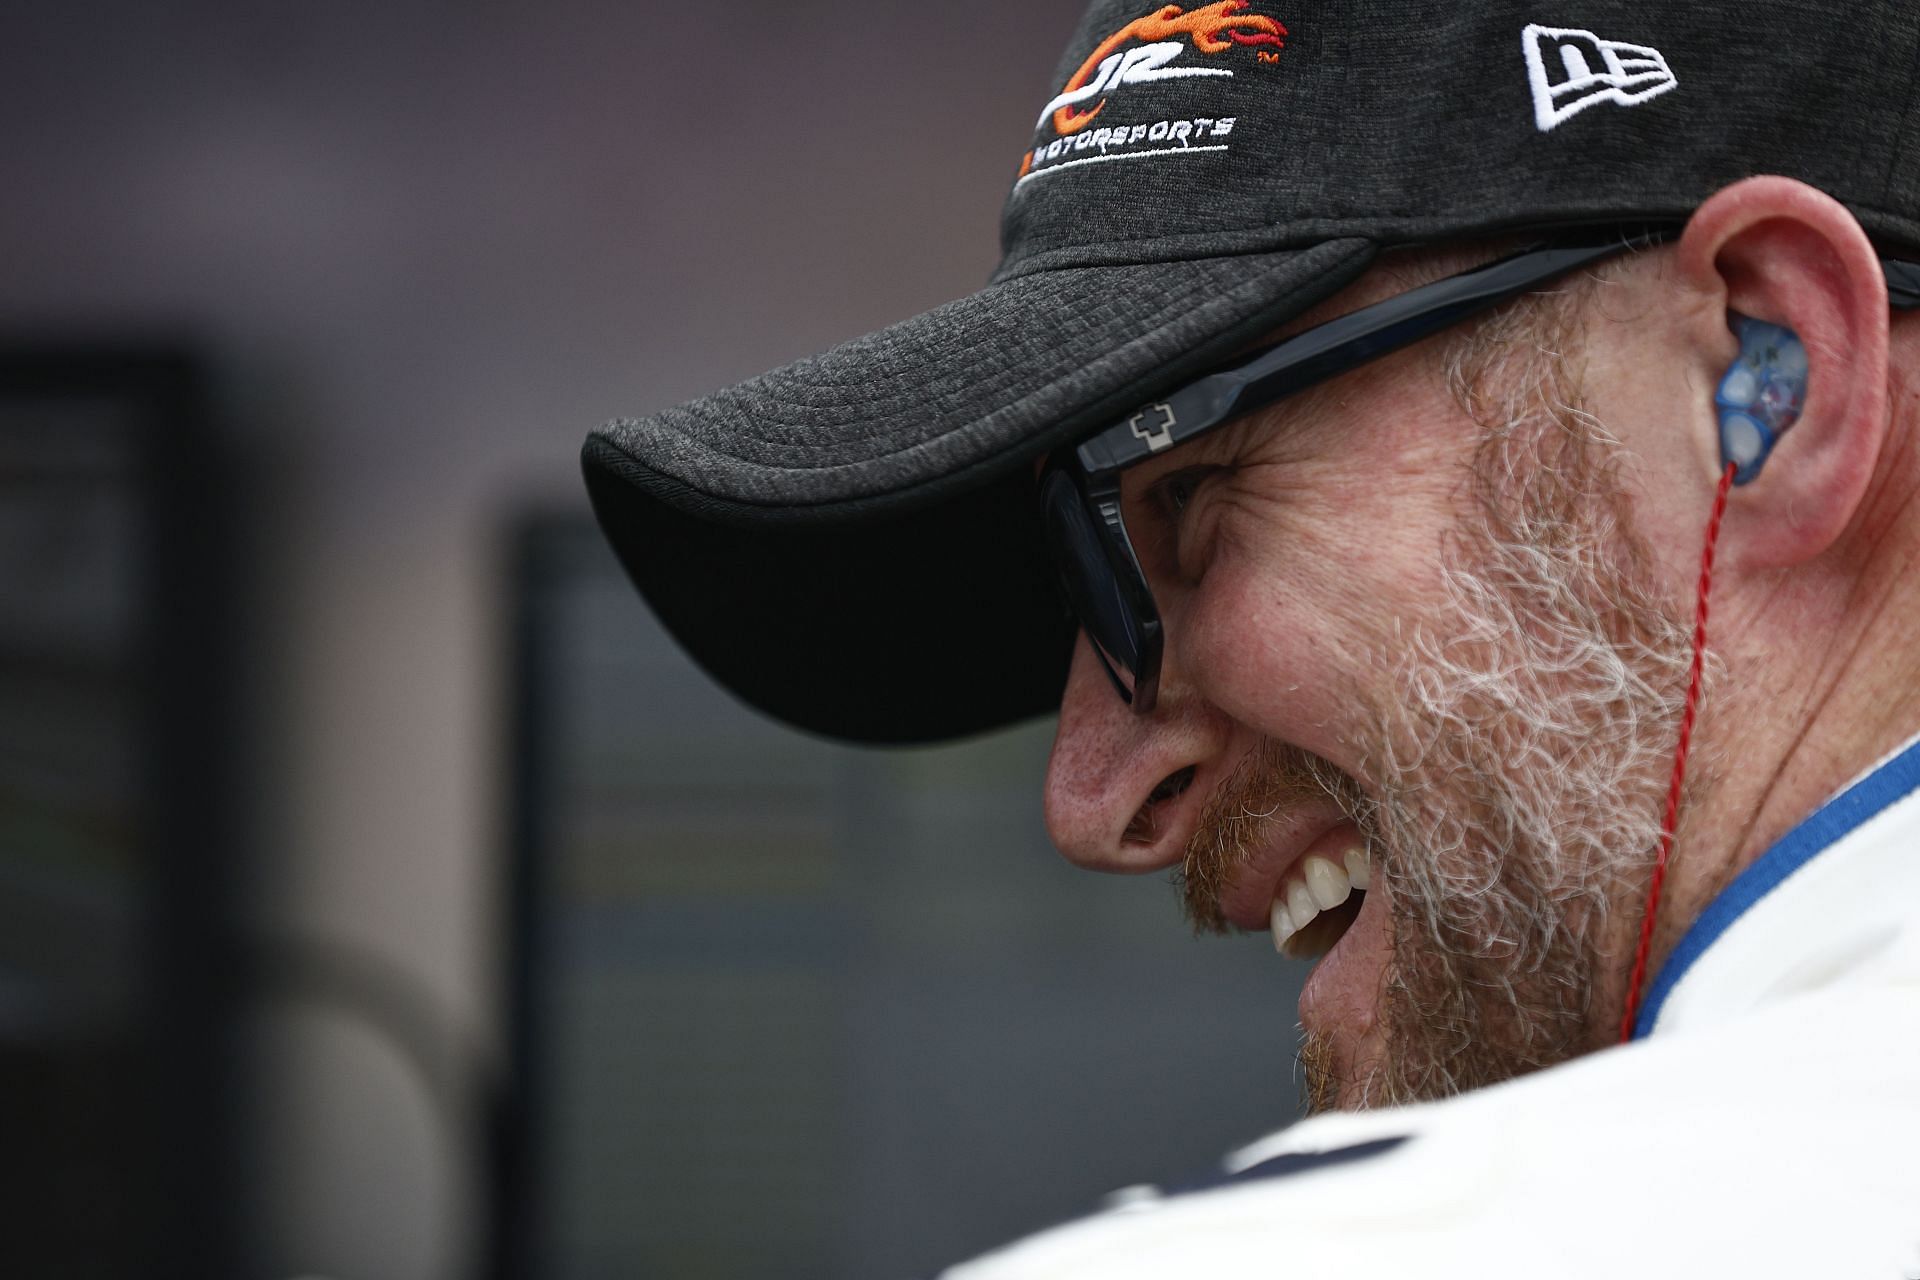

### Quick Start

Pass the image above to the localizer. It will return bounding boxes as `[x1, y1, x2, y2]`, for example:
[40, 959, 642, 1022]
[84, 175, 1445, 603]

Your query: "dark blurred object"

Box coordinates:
[0, 346, 240, 1280]
[499, 519, 1305, 1280]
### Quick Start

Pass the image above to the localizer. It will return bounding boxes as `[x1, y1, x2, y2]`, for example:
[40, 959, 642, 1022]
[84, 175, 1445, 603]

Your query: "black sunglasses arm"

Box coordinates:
[1076, 238, 1920, 478]
[1884, 257, 1920, 311]
[1073, 238, 1662, 475]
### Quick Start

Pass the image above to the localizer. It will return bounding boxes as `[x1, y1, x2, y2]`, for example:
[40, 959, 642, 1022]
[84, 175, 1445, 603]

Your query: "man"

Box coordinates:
[583, 1, 1920, 1274]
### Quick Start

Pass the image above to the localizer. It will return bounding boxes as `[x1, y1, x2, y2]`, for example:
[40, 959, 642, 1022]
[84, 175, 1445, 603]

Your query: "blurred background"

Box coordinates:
[0, 3, 1309, 1277]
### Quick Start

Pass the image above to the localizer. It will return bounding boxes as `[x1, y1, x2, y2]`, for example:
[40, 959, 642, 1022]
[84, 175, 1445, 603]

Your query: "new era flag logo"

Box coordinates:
[1522, 24, 1677, 132]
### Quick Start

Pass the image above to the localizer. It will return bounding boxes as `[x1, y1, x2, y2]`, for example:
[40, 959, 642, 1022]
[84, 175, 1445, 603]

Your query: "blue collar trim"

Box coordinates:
[1633, 732, 1920, 1039]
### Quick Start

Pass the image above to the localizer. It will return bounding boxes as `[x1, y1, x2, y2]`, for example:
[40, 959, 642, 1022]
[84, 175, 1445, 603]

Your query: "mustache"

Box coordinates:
[1177, 739, 1371, 934]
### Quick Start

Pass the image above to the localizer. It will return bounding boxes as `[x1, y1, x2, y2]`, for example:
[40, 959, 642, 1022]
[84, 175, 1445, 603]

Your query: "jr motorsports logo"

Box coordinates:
[1016, 1, 1286, 187]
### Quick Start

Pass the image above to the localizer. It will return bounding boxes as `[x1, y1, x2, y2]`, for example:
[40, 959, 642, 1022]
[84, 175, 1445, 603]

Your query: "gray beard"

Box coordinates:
[1181, 376, 1696, 1114]
[1339, 406, 1695, 1109]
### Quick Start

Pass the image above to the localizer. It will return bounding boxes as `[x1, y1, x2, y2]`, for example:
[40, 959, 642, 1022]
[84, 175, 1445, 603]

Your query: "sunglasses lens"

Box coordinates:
[1041, 471, 1145, 699]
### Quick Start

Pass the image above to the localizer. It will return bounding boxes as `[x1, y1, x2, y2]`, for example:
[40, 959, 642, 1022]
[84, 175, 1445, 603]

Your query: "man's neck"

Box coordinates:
[1676, 428, 1920, 930]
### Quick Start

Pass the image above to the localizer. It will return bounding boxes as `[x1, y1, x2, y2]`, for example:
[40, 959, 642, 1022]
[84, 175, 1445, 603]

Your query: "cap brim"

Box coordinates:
[584, 237, 1374, 744]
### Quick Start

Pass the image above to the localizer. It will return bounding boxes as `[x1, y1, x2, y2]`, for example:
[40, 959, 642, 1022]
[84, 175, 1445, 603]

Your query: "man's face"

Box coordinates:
[1044, 257, 1696, 1111]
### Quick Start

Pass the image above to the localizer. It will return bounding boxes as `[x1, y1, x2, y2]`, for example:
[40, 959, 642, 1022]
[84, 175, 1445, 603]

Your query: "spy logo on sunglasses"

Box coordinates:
[1129, 403, 1178, 451]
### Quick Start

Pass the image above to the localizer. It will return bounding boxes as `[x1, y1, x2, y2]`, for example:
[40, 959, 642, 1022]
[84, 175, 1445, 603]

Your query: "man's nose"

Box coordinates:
[1043, 632, 1221, 873]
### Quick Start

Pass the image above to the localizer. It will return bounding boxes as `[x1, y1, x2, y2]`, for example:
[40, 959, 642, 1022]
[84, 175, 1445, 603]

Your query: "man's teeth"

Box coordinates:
[1305, 856, 1347, 909]
[1270, 845, 1371, 955]
[1286, 881, 1317, 936]
[1344, 844, 1371, 891]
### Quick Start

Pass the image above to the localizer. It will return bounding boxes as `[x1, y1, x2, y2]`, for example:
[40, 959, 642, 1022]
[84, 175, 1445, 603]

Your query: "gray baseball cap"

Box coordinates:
[583, 0, 1920, 744]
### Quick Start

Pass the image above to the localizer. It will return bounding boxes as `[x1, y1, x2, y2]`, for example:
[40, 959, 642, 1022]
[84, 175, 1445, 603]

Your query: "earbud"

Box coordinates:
[1716, 315, 1807, 484]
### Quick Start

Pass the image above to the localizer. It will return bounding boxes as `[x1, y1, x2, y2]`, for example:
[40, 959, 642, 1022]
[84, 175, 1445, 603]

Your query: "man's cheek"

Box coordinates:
[1183, 571, 1350, 726]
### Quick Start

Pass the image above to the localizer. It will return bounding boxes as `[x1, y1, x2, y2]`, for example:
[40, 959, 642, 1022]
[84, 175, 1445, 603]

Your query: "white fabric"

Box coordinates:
[945, 742, 1920, 1280]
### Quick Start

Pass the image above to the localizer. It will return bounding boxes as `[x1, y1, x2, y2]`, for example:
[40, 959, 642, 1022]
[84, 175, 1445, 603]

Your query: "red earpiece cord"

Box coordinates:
[1617, 461, 1738, 1043]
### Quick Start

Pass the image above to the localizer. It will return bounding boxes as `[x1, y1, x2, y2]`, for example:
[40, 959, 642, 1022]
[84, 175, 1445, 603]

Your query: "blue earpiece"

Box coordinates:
[1716, 315, 1807, 484]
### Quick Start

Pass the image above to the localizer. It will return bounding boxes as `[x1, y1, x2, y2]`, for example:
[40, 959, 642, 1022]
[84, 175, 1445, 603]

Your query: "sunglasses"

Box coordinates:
[1041, 229, 1920, 713]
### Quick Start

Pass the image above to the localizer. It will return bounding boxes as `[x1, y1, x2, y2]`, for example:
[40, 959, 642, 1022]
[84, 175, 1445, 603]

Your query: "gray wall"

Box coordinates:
[7, 5, 1318, 1278]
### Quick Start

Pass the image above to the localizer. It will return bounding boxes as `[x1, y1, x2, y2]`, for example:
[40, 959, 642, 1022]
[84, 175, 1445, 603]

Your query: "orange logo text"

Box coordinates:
[1039, 1, 1287, 137]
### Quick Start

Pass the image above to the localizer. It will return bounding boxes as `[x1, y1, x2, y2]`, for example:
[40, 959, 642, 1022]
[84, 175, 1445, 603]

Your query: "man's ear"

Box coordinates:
[1674, 176, 1890, 572]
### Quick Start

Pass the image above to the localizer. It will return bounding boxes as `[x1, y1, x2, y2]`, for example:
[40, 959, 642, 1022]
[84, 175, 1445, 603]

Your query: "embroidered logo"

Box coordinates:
[1129, 403, 1178, 451]
[1522, 23, 1677, 132]
[1017, 1, 1286, 188]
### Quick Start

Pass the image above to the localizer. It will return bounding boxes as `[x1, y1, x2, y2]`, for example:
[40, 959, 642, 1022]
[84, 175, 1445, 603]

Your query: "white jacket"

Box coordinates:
[947, 735, 1920, 1279]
